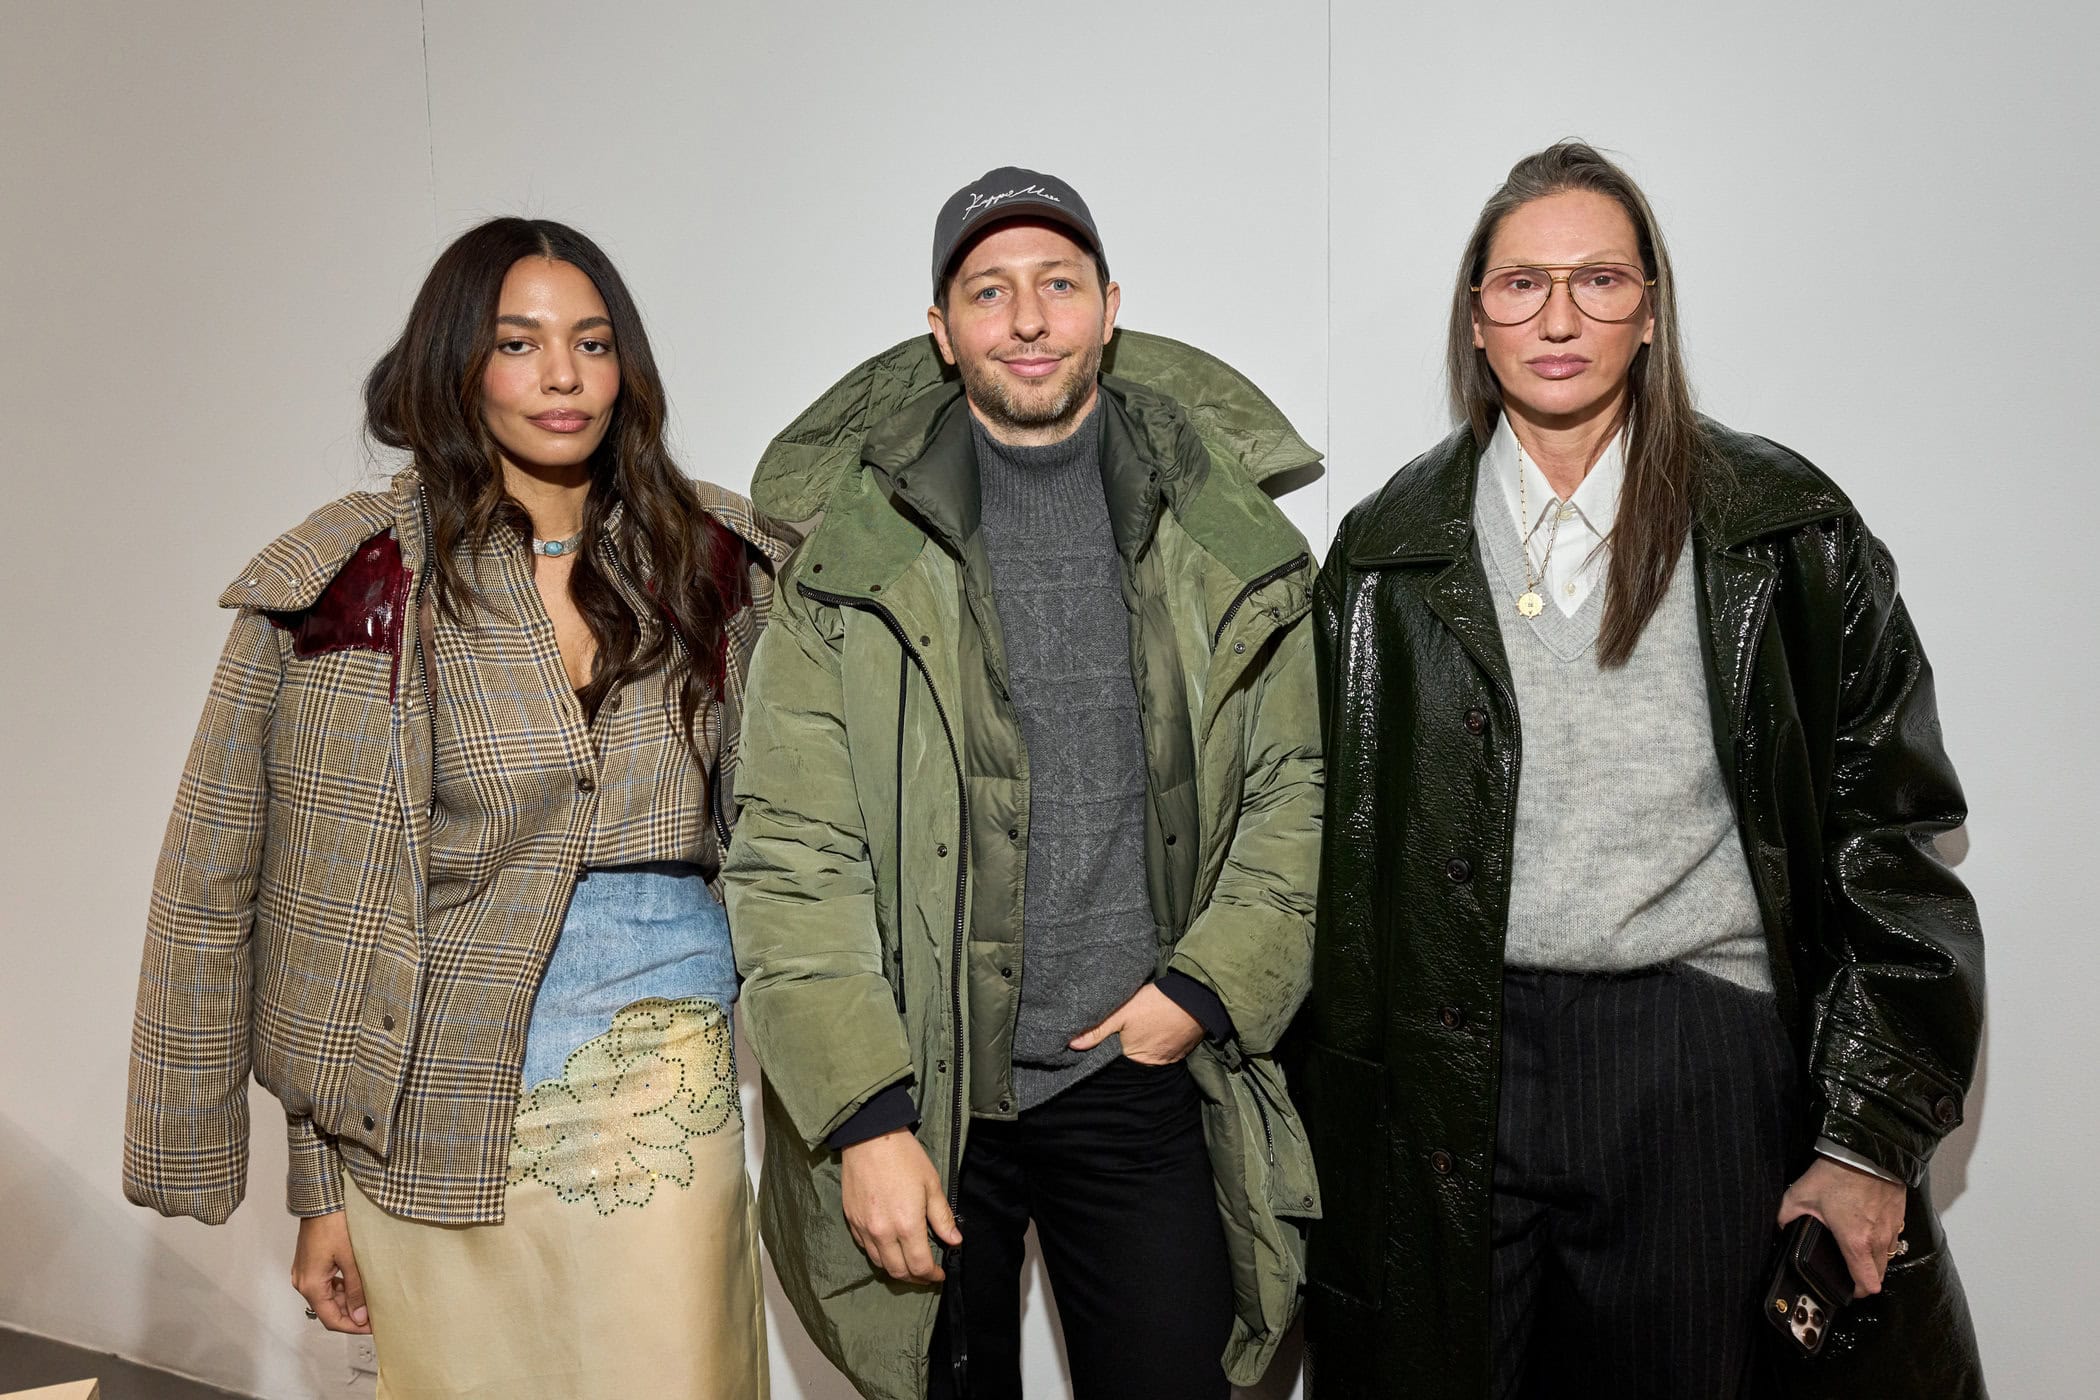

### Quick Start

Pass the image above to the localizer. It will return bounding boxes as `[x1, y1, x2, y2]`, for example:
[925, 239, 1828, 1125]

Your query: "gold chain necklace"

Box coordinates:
[1514, 441, 1564, 619]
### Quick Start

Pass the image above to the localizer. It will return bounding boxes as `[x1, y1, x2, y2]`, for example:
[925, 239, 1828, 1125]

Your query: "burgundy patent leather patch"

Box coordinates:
[267, 532, 411, 690]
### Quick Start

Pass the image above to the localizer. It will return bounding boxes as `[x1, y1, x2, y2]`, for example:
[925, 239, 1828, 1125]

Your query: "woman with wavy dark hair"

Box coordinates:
[123, 218, 787, 1396]
[1300, 143, 1985, 1397]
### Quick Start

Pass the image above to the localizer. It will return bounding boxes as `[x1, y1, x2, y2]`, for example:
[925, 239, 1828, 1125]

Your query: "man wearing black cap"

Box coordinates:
[727, 167, 1324, 1400]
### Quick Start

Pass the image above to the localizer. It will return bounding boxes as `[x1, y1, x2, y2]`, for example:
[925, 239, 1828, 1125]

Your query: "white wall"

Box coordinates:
[1, 1, 2090, 1396]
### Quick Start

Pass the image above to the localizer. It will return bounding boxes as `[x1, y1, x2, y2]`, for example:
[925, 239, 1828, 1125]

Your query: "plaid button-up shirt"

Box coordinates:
[124, 471, 787, 1224]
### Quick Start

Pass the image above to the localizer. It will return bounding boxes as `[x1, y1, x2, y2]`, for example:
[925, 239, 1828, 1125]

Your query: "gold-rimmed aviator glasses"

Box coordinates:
[1471, 263, 1655, 326]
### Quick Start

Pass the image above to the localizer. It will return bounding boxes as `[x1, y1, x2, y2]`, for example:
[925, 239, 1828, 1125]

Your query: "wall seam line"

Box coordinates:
[419, 0, 438, 242]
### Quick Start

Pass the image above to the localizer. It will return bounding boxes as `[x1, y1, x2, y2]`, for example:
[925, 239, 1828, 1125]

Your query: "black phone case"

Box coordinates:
[1763, 1216, 1853, 1357]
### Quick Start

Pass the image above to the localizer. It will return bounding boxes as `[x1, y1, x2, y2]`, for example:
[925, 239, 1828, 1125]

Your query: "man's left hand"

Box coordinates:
[1778, 1156, 1909, 1299]
[1069, 984, 1203, 1065]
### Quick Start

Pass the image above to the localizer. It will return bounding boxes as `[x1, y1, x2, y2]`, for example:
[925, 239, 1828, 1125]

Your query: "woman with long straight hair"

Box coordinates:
[124, 217, 787, 1397]
[1298, 142, 1986, 1397]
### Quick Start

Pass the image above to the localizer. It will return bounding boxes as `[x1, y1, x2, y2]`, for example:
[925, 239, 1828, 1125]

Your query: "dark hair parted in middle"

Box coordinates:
[1447, 140, 1708, 668]
[363, 217, 742, 749]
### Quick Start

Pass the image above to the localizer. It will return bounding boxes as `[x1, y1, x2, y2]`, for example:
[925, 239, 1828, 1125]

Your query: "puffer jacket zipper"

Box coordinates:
[800, 583, 970, 1216]
[1212, 553, 1312, 648]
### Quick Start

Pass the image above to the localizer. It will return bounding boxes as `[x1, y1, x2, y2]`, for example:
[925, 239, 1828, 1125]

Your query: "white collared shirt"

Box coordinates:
[1486, 413, 1622, 618]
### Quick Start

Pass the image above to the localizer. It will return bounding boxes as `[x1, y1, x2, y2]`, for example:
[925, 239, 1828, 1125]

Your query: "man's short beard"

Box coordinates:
[958, 337, 1105, 439]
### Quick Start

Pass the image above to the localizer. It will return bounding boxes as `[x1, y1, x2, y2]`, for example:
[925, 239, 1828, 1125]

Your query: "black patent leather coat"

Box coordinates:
[1299, 421, 1985, 1398]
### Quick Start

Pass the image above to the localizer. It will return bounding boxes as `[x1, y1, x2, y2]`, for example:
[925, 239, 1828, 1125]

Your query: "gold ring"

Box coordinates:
[1887, 1238, 1910, 1259]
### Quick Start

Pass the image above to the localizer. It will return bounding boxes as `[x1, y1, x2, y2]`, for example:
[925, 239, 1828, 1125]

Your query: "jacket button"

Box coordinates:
[1464, 708, 1487, 735]
[936, 843, 948, 857]
[999, 1099, 1013, 1113]
[1000, 966, 1014, 979]
[381, 1014, 395, 1032]
[1165, 833, 1177, 847]
[1934, 1095, 1959, 1126]
[935, 1060, 948, 1074]
[1008, 828, 1020, 841]
[1430, 1149, 1455, 1175]
[362, 1114, 376, 1132]
[869, 583, 882, 593]
[576, 774, 596, 794]
[1233, 641, 1247, 654]
[1445, 857, 1473, 883]
[921, 635, 931, 646]
[1438, 1007, 1462, 1029]
[811, 563, 824, 574]
[607, 693, 621, 711]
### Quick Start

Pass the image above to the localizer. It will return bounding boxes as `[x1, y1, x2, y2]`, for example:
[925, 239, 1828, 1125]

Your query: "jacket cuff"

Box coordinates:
[1156, 971, 1234, 1043]
[285, 1115, 344, 1217]
[826, 1081, 919, 1150]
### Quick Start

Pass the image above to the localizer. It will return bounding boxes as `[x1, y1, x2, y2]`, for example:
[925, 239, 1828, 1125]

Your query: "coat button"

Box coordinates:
[999, 1098, 1013, 1113]
[1438, 1007, 1462, 1029]
[1445, 857, 1473, 883]
[1008, 828, 1020, 841]
[381, 1014, 396, 1032]
[1430, 1149, 1455, 1175]
[362, 1114, 377, 1132]
[576, 774, 596, 794]
[1464, 708, 1487, 735]
[1934, 1096, 1959, 1126]
[935, 1059, 948, 1074]
[1001, 966, 1014, 979]
[936, 843, 948, 857]
[1165, 833, 1177, 846]
[607, 693, 621, 711]
[1233, 641, 1247, 654]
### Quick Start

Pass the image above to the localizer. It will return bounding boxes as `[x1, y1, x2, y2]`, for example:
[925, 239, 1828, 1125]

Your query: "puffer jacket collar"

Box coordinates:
[754, 327, 1321, 522]
[862, 376, 1216, 570]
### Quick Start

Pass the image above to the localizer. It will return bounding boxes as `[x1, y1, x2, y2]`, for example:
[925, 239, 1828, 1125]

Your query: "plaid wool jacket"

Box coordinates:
[124, 469, 787, 1224]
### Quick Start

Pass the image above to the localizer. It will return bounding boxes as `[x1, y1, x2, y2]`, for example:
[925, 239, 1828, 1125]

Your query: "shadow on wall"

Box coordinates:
[0, 1109, 298, 1399]
[1928, 824, 1984, 1216]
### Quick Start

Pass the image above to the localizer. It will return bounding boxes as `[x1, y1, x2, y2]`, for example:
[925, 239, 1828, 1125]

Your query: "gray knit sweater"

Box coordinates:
[974, 407, 1160, 1108]
[1473, 456, 1771, 991]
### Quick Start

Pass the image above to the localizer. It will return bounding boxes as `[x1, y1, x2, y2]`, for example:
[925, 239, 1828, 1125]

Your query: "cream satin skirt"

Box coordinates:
[343, 998, 768, 1399]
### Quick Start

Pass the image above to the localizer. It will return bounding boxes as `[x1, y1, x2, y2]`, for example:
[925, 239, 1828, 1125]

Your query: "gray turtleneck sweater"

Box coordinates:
[972, 406, 1163, 1109]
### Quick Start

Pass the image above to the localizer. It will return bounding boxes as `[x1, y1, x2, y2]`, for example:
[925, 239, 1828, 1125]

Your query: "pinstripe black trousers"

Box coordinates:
[1491, 964, 1799, 1400]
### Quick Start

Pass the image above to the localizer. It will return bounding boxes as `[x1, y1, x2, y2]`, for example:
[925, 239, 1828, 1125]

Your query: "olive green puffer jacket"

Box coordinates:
[724, 330, 1325, 1400]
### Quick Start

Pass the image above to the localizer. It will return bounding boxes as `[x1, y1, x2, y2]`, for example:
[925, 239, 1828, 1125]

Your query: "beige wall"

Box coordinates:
[2, 1, 2092, 1396]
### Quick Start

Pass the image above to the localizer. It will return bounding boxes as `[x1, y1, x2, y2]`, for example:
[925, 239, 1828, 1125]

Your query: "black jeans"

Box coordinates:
[927, 1055, 1232, 1400]
[1490, 965, 1801, 1400]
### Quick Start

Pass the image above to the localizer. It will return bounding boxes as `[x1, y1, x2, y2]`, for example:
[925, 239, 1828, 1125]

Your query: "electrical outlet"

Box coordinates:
[348, 1334, 379, 1376]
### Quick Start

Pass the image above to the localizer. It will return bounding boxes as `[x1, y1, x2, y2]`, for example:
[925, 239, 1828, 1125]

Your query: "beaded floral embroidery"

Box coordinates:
[506, 996, 740, 1214]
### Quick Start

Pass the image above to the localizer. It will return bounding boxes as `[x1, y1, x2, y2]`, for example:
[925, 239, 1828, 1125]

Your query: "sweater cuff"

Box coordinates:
[827, 1081, 920, 1150]
[1157, 971, 1234, 1044]
[1815, 1135, 1905, 1185]
[286, 1115, 344, 1217]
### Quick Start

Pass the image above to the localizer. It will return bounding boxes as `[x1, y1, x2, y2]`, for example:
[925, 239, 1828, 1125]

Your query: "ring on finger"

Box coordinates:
[304, 1306, 319, 1320]
[1886, 1237, 1910, 1259]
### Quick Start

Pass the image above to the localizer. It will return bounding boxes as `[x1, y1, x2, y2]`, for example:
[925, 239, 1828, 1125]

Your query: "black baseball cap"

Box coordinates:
[930, 166, 1108, 300]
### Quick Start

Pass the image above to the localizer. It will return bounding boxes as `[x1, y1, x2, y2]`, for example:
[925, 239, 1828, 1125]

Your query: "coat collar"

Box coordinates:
[861, 375, 1220, 566]
[1344, 416, 1852, 568]
[218, 468, 787, 615]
